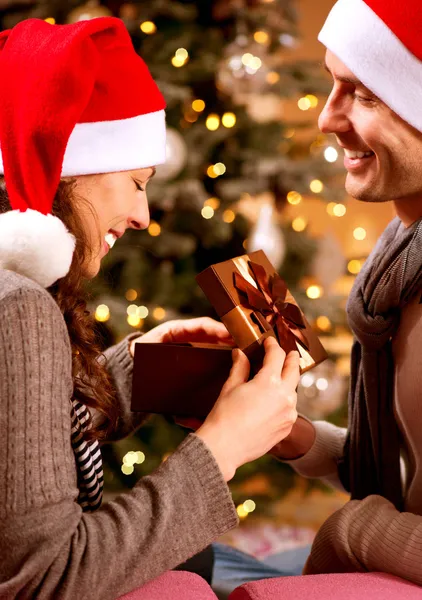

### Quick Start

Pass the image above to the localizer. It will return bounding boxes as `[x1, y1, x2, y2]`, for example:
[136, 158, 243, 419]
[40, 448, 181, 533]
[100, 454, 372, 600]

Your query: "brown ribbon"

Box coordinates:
[233, 261, 309, 355]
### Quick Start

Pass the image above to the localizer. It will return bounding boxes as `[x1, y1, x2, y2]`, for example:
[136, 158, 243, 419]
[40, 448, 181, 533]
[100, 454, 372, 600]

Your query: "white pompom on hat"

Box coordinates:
[319, 0, 422, 133]
[0, 17, 166, 288]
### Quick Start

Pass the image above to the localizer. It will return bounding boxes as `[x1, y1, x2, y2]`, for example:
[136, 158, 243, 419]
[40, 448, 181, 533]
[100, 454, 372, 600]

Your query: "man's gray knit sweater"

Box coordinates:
[0, 269, 238, 600]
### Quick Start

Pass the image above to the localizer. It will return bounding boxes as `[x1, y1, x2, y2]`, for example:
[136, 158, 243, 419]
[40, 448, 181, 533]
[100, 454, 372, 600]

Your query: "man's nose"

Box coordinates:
[318, 91, 351, 135]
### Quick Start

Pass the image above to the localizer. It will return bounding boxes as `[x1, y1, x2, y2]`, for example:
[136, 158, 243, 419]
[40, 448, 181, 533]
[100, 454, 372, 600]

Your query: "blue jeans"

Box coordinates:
[211, 542, 311, 600]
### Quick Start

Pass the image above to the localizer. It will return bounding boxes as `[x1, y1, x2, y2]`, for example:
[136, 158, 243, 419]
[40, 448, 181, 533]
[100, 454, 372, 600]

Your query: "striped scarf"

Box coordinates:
[70, 398, 103, 512]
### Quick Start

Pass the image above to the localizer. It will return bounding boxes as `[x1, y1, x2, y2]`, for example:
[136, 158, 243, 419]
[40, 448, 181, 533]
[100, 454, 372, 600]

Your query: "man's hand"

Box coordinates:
[129, 317, 234, 357]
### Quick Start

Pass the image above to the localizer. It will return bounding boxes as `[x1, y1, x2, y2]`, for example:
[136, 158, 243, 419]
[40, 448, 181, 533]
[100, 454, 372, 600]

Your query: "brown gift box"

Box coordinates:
[131, 342, 233, 418]
[195, 249, 327, 374]
[131, 250, 327, 418]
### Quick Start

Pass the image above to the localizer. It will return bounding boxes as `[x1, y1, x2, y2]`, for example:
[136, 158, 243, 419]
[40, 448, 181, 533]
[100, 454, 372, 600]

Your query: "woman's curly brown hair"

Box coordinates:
[0, 177, 119, 441]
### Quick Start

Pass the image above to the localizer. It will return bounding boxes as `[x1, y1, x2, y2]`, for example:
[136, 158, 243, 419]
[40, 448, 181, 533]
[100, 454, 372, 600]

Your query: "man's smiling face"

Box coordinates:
[319, 50, 422, 204]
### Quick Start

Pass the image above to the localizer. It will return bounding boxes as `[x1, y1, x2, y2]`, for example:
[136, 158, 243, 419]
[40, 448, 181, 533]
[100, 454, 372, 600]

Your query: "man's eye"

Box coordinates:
[134, 181, 145, 192]
[354, 94, 374, 104]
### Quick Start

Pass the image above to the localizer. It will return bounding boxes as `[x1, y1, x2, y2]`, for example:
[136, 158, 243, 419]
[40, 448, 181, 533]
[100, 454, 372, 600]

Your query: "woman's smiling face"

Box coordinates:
[71, 166, 155, 278]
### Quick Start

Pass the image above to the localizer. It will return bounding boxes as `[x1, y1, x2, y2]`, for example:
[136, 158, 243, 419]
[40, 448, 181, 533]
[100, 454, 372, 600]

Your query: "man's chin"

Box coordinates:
[345, 175, 389, 203]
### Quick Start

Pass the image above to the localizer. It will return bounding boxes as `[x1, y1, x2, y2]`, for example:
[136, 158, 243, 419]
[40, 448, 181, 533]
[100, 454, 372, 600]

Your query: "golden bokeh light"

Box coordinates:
[206, 114, 220, 131]
[153, 307, 166, 320]
[287, 191, 302, 205]
[201, 206, 215, 219]
[95, 304, 110, 322]
[222, 112, 236, 128]
[204, 197, 220, 210]
[353, 227, 367, 241]
[348, 260, 362, 274]
[316, 316, 331, 331]
[148, 221, 161, 236]
[140, 21, 156, 34]
[125, 289, 138, 302]
[223, 210, 236, 223]
[192, 99, 206, 112]
[306, 285, 323, 299]
[310, 179, 324, 193]
[292, 217, 307, 232]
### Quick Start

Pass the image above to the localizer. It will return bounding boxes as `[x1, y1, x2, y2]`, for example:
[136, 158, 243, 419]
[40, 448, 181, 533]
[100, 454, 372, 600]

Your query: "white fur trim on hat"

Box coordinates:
[0, 209, 75, 288]
[318, 0, 422, 133]
[0, 110, 166, 177]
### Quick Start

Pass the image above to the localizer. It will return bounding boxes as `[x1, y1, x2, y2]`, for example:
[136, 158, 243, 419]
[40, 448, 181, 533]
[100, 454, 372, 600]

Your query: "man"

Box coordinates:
[211, 0, 422, 595]
[271, 0, 422, 585]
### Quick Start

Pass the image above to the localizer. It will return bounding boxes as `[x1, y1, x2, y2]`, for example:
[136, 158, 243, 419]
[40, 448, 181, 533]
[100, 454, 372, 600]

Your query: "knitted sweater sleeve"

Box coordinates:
[284, 418, 348, 491]
[0, 283, 237, 600]
[304, 495, 422, 586]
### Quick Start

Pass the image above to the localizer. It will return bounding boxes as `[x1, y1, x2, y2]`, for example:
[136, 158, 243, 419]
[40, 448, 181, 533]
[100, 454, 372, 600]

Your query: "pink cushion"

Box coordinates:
[118, 571, 218, 600]
[228, 573, 422, 600]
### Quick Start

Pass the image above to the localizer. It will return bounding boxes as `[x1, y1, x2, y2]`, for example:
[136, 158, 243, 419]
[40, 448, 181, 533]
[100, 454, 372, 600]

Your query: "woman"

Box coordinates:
[0, 16, 300, 600]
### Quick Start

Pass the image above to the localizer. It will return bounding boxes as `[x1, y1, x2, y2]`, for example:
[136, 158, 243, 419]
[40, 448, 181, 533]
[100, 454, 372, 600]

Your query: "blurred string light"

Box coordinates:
[310, 179, 324, 193]
[292, 217, 307, 232]
[236, 499, 257, 519]
[316, 316, 331, 331]
[153, 307, 166, 320]
[204, 197, 220, 210]
[140, 21, 156, 34]
[254, 31, 270, 45]
[333, 203, 346, 217]
[326, 202, 346, 217]
[241, 52, 262, 74]
[353, 227, 367, 241]
[171, 48, 189, 68]
[137, 306, 149, 319]
[201, 206, 215, 219]
[127, 315, 143, 328]
[95, 304, 110, 322]
[206, 114, 220, 131]
[324, 147, 339, 162]
[125, 289, 138, 302]
[287, 191, 302, 205]
[192, 99, 206, 112]
[298, 95, 318, 111]
[222, 112, 236, 128]
[348, 259, 363, 274]
[207, 163, 226, 178]
[298, 97, 312, 111]
[121, 450, 146, 475]
[213, 162, 226, 176]
[306, 285, 323, 299]
[148, 221, 161, 236]
[266, 71, 280, 85]
[223, 209, 236, 223]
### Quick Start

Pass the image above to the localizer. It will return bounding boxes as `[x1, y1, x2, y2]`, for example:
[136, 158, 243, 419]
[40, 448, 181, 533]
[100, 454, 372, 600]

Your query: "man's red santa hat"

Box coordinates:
[0, 17, 166, 288]
[319, 0, 422, 133]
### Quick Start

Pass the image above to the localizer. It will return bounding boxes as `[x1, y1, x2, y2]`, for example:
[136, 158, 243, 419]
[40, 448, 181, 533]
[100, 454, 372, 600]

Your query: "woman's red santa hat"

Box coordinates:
[319, 0, 422, 133]
[0, 17, 166, 288]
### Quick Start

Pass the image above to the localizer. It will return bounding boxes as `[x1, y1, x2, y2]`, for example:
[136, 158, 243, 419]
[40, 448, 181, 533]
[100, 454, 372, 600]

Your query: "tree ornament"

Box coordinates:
[154, 128, 188, 182]
[67, 0, 112, 24]
[247, 197, 285, 269]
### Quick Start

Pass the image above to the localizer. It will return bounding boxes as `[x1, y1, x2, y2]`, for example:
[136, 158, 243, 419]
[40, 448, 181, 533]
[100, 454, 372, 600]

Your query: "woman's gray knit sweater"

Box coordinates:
[0, 269, 238, 600]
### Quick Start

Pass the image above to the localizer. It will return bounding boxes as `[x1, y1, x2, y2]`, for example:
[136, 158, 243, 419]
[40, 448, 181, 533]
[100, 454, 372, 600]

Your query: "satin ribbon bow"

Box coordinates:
[234, 261, 309, 354]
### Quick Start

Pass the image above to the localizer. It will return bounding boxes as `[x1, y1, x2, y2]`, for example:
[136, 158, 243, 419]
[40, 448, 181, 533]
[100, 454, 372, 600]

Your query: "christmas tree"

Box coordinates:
[1, 0, 351, 517]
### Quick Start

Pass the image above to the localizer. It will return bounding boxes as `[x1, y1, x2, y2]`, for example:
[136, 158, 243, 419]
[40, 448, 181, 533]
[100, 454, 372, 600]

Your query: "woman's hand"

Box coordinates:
[129, 317, 233, 357]
[196, 337, 300, 481]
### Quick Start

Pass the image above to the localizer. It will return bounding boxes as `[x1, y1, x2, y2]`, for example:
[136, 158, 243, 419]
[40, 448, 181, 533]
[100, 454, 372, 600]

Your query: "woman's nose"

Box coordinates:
[127, 198, 150, 230]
